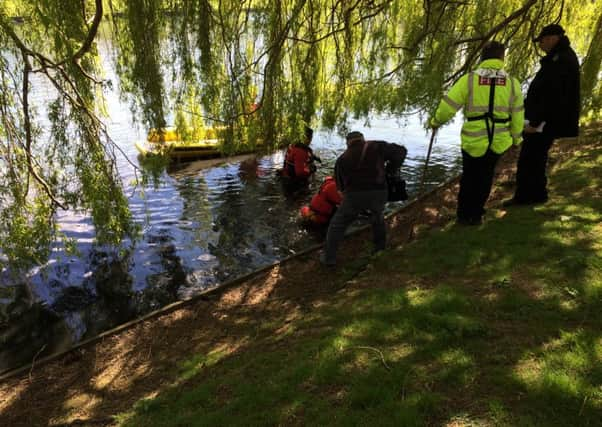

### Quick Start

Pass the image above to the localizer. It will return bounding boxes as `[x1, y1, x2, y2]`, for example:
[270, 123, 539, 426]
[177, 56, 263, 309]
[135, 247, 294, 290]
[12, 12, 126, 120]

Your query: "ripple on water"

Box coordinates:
[1, 116, 463, 373]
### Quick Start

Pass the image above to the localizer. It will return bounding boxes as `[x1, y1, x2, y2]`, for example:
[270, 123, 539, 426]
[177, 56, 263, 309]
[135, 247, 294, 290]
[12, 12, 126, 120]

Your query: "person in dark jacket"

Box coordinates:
[279, 126, 319, 181]
[505, 24, 580, 206]
[320, 131, 407, 267]
[300, 176, 342, 225]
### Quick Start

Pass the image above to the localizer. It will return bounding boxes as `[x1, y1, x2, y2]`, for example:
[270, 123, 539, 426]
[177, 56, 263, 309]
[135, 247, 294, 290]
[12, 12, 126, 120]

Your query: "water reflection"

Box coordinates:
[0, 23, 465, 373]
[0, 284, 70, 370]
[0, 121, 462, 373]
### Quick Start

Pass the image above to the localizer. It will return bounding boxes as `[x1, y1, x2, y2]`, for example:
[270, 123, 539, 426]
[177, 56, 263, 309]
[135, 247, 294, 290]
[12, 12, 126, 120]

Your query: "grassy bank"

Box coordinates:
[1, 133, 599, 426]
[114, 138, 602, 426]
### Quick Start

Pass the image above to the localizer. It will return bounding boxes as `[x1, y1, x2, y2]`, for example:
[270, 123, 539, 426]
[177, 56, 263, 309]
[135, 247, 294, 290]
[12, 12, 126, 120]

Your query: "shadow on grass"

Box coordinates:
[110, 142, 602, 426]
[1, 138, 600, 427]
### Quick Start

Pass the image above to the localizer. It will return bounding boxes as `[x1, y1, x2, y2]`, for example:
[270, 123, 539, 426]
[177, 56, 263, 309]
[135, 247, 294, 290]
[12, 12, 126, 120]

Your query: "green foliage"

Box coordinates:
[106, 0, 602, 140]
[113, 0, 166, 129]
[0, 0, 135, 273]
[580, 12, 602, 116]
[0, 192, 56, 271]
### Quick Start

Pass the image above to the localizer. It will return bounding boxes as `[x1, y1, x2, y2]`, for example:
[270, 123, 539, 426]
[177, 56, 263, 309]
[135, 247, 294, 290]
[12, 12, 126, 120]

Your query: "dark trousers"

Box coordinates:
[457, 149, 501, 221]
[514, 132, 555, 203]
[324, 189, 388, 264]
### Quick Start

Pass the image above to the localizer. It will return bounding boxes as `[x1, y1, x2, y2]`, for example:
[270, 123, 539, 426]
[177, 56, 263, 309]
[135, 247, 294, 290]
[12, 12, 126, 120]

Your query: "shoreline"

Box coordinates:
[1, 128, 600, 426]
[0, 172, 460, 382]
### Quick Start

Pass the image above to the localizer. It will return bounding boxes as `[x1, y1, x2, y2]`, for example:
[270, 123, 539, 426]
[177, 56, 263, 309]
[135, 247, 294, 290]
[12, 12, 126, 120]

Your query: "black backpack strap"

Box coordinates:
[484, 76, 497, 147]
[354, 141, 388, 185]
[356, 141, 371, 169]
[465, 74, 512, 150]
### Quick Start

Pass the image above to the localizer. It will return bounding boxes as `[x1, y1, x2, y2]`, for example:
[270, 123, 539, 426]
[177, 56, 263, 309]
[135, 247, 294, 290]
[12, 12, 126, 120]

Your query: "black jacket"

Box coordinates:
[335, 140, 407, 193]
[525, 36, 580, 137]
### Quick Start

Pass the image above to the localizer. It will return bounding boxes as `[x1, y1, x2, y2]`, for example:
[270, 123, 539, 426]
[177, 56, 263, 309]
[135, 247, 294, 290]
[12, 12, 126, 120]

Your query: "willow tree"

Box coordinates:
[1, 0, 601, 274]
[0, 0, 134, 274]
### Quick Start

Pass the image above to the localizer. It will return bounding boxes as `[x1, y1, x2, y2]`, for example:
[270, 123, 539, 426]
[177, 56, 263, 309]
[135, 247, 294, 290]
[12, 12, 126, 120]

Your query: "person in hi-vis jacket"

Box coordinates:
[430, 41, 524, 225]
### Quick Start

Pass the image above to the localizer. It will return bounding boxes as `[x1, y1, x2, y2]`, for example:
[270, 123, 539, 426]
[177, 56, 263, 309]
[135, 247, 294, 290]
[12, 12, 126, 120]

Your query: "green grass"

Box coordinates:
[117, 140, 602, 426]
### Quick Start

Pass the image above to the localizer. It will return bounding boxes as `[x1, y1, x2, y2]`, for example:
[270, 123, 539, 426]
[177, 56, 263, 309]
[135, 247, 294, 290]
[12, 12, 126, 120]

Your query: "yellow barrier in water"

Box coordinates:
[147, 126, 222, 143]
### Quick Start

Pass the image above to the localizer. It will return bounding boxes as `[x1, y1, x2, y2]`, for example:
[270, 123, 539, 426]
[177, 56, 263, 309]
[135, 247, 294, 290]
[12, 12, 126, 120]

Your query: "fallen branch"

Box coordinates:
[344, 345, 391, 371]
[28, 344, 47, 381]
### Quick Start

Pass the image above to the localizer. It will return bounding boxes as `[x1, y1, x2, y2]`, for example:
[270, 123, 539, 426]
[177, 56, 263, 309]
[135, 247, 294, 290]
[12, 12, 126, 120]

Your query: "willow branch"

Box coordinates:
[257, 0, 308, 112]
[453, 0, 537, 45]
[554, 0, 565, 24]
[358, 0, 394, 21]
[0, 18, 54, 68]
[57, 0, 103, 65]
[21, 53, 67, 210]
[38, 64, 139, 173]
[4, 0, 104, 84]
[444, 0, 538, 85]
[379, 0, 450, 83]
[285, 0, 377, 45]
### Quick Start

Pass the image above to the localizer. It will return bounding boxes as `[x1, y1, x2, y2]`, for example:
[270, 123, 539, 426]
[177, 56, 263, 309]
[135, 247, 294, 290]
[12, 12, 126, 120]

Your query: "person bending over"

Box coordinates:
[320, 131, 407, 267]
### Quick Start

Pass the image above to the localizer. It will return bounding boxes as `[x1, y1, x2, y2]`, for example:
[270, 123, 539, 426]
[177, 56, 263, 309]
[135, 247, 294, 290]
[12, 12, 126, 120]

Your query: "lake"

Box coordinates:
[0, 33, 463, 374]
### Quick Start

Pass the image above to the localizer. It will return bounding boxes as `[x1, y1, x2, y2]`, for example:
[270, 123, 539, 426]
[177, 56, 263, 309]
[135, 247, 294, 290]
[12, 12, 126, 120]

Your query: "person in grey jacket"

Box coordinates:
[320, 131, 407, 267]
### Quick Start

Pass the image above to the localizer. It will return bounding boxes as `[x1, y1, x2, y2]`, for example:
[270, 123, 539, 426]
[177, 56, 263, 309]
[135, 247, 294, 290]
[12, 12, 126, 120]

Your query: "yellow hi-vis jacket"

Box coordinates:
[431, 59, 524, 157]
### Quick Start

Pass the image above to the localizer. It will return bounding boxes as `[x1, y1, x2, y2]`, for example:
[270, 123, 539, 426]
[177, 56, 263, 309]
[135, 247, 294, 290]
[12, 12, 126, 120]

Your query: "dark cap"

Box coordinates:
[481, 41, 505, 61]
[534, 24, 565, 42]
[346, 131, 364, 142]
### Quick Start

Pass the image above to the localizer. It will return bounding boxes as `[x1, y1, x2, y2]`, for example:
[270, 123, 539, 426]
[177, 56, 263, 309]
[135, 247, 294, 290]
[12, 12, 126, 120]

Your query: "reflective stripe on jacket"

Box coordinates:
[432, 58, 524, 157]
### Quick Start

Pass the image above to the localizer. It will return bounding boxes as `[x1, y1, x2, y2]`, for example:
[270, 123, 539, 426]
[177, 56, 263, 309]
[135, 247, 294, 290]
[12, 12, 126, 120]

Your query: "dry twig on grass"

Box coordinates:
[28, 344, 47, 381]
[344, 345, 391, 371]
